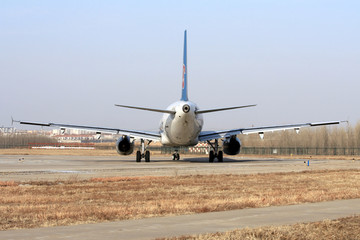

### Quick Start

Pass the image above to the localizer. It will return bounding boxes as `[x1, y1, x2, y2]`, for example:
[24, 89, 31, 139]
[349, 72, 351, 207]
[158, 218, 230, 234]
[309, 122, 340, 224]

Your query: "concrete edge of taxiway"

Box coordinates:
[1, 198, 360, 240]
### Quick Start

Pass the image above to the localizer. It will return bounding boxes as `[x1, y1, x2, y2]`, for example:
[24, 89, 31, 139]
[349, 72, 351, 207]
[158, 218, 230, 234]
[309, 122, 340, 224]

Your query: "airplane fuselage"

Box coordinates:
[160, 101, 203, 146]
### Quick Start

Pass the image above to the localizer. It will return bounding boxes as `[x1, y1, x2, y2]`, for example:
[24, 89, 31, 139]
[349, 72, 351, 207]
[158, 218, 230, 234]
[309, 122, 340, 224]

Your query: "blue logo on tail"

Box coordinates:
[181, 30, 188, 101]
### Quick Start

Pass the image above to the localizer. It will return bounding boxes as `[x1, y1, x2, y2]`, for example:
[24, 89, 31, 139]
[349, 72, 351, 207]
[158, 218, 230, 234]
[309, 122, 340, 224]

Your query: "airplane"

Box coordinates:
[14, 30, 343, 163]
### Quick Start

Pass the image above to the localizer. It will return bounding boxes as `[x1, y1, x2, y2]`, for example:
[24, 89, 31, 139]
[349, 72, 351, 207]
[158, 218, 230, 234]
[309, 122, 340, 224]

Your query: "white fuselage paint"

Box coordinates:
[160, 101, 203, 146]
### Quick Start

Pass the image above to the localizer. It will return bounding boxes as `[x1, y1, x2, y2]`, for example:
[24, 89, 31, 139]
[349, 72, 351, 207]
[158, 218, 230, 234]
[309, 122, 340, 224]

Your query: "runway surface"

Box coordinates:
[1, 198, 359, 240]
[1, 154, 359, 181]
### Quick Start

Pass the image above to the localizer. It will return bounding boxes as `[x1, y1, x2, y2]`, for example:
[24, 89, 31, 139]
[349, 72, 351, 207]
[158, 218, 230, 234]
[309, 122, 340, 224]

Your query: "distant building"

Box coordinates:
[52, 133, 116, 143]
[0, 127, 16, 134]
[51, 129, 96, 135]
[52, 134, 98, 143]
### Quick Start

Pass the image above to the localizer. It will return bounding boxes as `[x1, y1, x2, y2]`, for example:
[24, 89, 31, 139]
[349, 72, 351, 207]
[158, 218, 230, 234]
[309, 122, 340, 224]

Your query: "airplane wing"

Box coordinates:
[198, 121, 344, 142]
[14, 120, 161, 141]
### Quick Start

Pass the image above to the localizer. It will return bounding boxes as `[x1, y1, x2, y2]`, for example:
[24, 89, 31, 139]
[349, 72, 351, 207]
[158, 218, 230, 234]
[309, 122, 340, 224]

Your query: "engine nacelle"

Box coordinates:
[116, 136, 134, 155]
[222, 136, 241, 155]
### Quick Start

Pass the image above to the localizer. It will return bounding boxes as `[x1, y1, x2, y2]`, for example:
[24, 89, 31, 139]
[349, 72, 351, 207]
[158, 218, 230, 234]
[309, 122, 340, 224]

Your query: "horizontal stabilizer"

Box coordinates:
[196, 104, 257, 114]
[114, 104, 176, 114]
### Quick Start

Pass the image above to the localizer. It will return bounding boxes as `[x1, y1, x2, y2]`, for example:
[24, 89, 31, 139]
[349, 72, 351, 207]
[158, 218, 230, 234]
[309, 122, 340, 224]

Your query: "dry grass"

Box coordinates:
[0, 170, 359, 230]
[159, 215, 360, 240]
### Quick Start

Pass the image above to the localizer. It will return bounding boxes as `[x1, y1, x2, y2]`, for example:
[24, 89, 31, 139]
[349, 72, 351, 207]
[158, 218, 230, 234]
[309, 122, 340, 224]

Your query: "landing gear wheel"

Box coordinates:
[136, 139, 152, 163]
[173, 151, 180, 161]
[209, 150, 215, 163]
[218, 151, 223, 162]
[136, 151, 141, 162]
[145, 151, 150, 162]
[207, 139, 224, 162]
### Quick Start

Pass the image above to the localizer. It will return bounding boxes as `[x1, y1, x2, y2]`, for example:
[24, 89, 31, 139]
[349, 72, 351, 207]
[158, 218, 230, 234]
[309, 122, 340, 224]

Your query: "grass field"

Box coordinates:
[0, 169, 359, 230]
[158, 215, 360, 240]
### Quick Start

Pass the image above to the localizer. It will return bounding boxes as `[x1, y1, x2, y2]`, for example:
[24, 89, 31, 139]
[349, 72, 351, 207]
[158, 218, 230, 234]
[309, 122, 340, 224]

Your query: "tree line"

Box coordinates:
[0, 134, 58, 148]
[239, 121, 360, 148]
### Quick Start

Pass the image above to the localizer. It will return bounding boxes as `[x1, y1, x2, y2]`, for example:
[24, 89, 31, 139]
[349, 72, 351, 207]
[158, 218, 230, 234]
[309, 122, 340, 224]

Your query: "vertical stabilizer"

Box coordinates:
[181, 30, 188, 101]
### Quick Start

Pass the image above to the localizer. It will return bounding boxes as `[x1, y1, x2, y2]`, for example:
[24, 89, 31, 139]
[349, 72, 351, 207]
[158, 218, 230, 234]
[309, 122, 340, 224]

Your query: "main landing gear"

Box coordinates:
[207, 139, 223, 163]
[136, 139, 152, 162]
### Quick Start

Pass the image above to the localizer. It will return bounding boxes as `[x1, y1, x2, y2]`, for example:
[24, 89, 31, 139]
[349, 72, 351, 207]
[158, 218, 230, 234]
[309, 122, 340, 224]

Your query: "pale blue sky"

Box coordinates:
[1, 0, 359, 131]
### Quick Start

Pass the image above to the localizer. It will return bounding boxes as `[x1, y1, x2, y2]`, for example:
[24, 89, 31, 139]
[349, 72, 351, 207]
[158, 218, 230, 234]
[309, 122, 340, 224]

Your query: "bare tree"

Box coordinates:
[0, 134, 58, 148]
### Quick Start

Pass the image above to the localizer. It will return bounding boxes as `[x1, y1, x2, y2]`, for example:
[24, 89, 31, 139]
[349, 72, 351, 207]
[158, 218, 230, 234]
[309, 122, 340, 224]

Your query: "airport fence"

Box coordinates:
[153, 147, 360, 156]
[239, 147, 360, 156]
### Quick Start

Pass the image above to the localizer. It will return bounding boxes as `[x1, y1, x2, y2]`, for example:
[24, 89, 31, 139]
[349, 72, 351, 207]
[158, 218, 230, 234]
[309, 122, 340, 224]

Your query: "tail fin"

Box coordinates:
[181, 30, 188, 101]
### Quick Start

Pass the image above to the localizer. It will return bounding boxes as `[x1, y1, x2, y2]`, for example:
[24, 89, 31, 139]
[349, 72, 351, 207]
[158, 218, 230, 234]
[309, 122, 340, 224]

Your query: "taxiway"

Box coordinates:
[0, 155, 359, 181]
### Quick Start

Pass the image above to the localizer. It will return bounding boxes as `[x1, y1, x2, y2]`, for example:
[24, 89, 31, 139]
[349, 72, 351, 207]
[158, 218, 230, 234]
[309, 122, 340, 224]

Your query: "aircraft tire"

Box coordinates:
[218, 151, 223, 162]
[145, 151, 150, 162]
[136, 151, 141, 162]
[173, 152, 180, 160]
[209, 151, 215, 163]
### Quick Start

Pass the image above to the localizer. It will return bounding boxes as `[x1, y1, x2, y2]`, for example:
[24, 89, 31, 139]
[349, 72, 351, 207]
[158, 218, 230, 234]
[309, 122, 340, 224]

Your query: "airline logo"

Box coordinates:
[182, 64, 186, 89]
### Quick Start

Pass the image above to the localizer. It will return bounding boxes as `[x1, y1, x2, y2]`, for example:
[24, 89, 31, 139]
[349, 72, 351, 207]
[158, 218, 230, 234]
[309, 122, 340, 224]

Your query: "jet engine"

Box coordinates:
[222, 136, 241, 155]
[116, 136, 134, 155]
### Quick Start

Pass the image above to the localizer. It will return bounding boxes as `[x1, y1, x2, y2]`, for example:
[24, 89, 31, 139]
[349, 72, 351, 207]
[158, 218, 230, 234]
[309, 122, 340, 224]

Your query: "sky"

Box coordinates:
[1, 0, 359, 132]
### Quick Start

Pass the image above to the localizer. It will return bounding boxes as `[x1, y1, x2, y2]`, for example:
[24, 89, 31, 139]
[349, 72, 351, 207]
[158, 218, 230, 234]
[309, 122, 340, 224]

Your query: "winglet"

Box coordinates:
[181, 30, 188, 101]
[11, 116, 18, 126]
